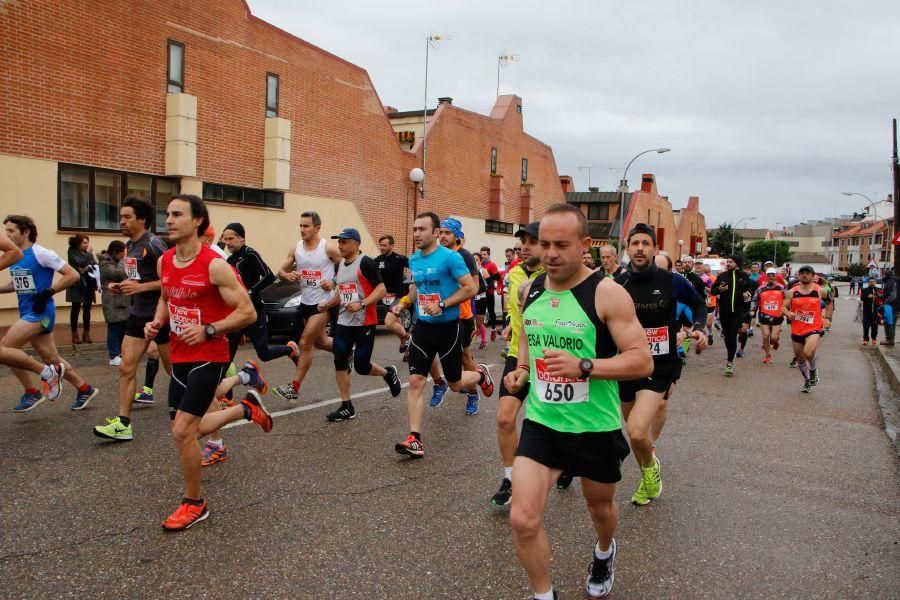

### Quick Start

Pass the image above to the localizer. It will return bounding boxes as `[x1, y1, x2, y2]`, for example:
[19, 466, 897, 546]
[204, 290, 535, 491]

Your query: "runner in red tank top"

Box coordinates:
[750, 268, 786, 364]
[782, 265, 833, 393]
[144, 194, 273, 531]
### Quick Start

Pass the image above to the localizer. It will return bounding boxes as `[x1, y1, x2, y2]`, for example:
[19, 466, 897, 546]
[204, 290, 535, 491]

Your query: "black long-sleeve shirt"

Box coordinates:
[227, 245, 276, 304]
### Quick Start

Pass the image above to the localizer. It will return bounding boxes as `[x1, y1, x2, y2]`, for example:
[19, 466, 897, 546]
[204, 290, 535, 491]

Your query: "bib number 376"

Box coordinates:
[534, 358, 588, 404]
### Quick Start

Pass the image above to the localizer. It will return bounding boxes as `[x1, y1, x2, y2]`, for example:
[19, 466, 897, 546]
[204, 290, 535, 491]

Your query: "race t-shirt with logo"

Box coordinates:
[753, 283, 785, 317]
[521, 272, 621, 434]
[11, 244, 66, 317]
[373, 252, 409, 305]
[335, 253, 381, 327]
[409, 245, 470, 324]
[294, 238, 336, 306]
[789, 284, 824, 336]
[125, 231, 169, 318]
[160, 246, 232, 363]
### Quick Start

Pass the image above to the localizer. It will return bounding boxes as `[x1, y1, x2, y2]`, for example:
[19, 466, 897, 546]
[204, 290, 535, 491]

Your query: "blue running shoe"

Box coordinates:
[70, 385, 99, 411]
[134, 386, 154, 405]
[13, 391, 45, 413]
[429, 380, 449, 408]
[240, 360, 268, 394]
[465, 391, 479, 416]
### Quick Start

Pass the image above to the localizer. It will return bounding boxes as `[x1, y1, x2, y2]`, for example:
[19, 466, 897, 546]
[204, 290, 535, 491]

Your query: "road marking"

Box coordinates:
[224, 362, 500, 429]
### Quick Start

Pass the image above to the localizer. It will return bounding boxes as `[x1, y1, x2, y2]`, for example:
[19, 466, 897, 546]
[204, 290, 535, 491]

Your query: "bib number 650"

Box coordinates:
[543, 382, 575, 402]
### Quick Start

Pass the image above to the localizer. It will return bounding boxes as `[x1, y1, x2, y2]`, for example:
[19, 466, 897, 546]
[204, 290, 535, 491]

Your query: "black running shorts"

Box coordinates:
[758, 313, 784, 326]
[408, 320, 463, 383]
[125, 313, 170, 344]
[333, 324, 376, 374]
[461, 317, 475, 349]
[618, 358, 681, 402]
[791, 330, 823, 344]
[498, 355, 529, 402]
[168, 361, 229, 419]
[515, 419, 629, 484]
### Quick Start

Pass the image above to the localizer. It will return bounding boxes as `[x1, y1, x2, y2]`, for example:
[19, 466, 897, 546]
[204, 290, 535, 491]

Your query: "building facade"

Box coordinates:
[0, 0, 563, 324]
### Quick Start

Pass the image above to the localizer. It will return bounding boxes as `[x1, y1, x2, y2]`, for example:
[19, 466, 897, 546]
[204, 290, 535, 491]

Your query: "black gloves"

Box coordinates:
[31, 288, 55, 313]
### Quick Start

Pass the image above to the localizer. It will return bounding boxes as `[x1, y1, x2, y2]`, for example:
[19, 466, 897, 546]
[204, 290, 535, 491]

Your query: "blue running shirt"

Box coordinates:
[11, 245, 66, 318]
[409, 245, 470, 324]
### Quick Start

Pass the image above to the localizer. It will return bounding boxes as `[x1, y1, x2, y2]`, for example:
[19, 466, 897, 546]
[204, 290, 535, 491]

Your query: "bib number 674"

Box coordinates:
[543, 382, 575, 402]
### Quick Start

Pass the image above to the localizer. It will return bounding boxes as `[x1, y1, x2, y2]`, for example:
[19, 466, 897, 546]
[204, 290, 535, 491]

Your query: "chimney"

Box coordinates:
[438, 97, 453, 105]
[588, 186, 599, 193]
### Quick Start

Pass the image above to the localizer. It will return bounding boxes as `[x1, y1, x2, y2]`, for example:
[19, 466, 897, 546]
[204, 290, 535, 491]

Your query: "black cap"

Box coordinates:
[730, 254, 744, 268]
[798, 264, 814, 273]
[627, 223, 657, 246]
[515, 221, 540, 239]
[224, 222, 245, 238]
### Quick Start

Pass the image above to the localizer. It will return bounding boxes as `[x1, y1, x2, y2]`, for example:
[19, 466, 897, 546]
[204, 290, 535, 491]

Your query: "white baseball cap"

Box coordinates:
[766, 268, 778, 275]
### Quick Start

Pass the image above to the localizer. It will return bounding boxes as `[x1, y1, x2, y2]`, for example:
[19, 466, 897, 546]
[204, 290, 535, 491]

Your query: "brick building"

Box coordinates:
[0, 0, 564, 324]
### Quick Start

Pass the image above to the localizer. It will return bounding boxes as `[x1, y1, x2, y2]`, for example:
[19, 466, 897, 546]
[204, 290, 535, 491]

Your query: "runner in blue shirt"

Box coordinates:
[390, 212, 494, 458]
[0, 215, 96, 412]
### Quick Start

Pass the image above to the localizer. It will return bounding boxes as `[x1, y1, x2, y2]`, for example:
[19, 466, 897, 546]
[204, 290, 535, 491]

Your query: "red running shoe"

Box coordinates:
[394, 433, 424, 458]
[200, 441, 228, 467]
[162, 499, 209, 531]
[287, 341, 300, 365]
[476, 363, 494, 397]
[762, 355, 772, 364]
[241, 390, 273, 432]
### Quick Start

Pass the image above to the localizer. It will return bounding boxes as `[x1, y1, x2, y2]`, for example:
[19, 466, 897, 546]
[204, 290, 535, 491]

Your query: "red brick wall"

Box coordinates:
[623, 175, 679, 257]
[410, 96, 564, 225]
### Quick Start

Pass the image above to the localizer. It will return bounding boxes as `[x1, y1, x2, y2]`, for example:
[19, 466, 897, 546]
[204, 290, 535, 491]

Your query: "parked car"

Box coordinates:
[261, 281, 412, 342]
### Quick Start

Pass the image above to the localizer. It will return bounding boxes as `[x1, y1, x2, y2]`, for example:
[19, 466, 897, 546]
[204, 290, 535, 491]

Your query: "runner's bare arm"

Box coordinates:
[364, 282, 387, 306]
[782, 293, 793, 319]
[0, 233, 23, 271]
[392, 283, 417, 314]
[118, 278, 160, 295]
[502, 312, 532, 393]
[277, 248, 300, 282]
[324, 240, 341, 262]
[207, 258, 256, 334]
[821, 287, 835, 322]
[53, 264, 81, 292]
[145, 257, 169, 339]
[592, 277, 653, 380]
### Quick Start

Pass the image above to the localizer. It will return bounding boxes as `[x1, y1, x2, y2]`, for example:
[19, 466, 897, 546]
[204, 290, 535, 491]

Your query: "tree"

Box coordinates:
[744, 240, 794, 266]
[708, 223, 743, 256]
[846, 262, 867, 277]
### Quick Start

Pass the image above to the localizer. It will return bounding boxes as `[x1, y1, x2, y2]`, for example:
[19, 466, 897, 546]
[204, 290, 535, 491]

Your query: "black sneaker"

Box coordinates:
[556, 472, 574, 490]
[491, 478, 512, 506]
[384, 365, 402, 397]
[585, 538, 616, 598]
[789, 357, 798, 368]
[801, 379, 812, 394]
[327, 403, 355, 422]
[809, 368, 819, 386]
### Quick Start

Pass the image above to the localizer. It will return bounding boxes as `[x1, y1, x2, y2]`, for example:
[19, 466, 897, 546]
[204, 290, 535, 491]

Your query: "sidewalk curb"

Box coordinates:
[873, 345, 900, 397]
[870, 345, 900, 458]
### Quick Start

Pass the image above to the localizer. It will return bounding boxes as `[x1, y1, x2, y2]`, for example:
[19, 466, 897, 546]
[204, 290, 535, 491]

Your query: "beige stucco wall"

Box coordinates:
[453, 215, 517, 265]
[0, 154, 375, 327]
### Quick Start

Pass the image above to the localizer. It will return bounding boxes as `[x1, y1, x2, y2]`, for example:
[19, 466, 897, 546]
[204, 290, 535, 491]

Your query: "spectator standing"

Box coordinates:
[882, 269, 897, 346]
[97, 241, 131, 365]
[66, 234, 97, 344]
[860, 278, 879, 345]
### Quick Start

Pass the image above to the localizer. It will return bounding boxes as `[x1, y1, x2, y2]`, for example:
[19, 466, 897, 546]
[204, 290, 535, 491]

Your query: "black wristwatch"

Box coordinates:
[437, 300, 446, 310]
[579, 358, 593, 379]
[204, 324, 217, 338]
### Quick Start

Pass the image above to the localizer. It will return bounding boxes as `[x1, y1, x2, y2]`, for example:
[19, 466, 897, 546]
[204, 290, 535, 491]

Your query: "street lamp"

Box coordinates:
[616, 147, 671, 256]
[678, 239, 684, 258]
[774, 222, 781, 266]
[732, 216, 755, 255]
[842, 192, 880, 273]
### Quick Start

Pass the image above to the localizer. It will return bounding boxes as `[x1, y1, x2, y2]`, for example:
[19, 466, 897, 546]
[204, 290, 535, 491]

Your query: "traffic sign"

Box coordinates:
[893, 230, 900, 245]
[867, 258, 878, 268]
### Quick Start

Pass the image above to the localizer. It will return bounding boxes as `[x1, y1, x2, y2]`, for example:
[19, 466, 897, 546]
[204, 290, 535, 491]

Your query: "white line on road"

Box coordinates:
[224, 363, 500, 429]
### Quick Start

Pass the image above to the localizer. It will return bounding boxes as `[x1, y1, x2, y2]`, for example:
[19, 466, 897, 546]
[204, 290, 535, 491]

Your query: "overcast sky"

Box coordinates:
[248, 0, 899, 229]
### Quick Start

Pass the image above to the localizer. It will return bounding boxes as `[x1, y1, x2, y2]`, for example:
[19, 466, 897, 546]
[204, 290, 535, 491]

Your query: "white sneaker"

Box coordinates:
[109, 356, 122, 366]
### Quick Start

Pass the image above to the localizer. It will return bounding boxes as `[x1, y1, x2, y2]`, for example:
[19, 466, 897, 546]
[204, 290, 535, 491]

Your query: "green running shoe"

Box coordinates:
[809, 369, 819, 386]
[801, 379, 812, 394]
[631, 456, 661, 505]
[93, 416, 134, 441]
[725, 362, 734, 377]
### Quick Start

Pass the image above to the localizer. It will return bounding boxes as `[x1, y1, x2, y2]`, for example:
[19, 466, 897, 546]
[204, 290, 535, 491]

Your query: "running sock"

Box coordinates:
[503, 466, 513, 480]
[809, 355, 817, 371]
[242, 403, 252, 421]
[478, 323, 487, 342]
[434, 377, 446, 387]
[594, 542, 613, 560]
[291, 380, 300, 392]
[40, 365, 54, 380]
[340, 401, 352, 409]
[411, 431, 422, 441]
[182, 497, 204, 507]
[533, 589, 555, 600]
[798, 361, 810, 379]
[25, 387, 39, 396]
[77, 383, 91, 392]
[238, 371, 251, 386]
[119, 415, 131, 426]
[738, 331, 748, 349]
[144, 357, 159, 389]
[207, 438, 224, 448]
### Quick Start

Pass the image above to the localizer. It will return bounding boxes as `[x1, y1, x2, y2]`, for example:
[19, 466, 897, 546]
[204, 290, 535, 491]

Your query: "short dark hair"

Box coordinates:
[379, 234, 395, 245]
[107, 240, 126, 254]
[4, 215, 37, 243]
[544, 203, 588, 238]
[168, 194, 209, 238]
[300, 211, 321, 227]
[415, 211, 440, 231]
[627, 222, 657, 246]
[68, 234, 89, 249]
[123, 196, 155, 228]
[505, 247, 514, 253]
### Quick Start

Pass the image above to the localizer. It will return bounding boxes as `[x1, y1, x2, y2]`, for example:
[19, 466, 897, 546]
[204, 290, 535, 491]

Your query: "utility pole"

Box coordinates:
[893, 118, 899, 273]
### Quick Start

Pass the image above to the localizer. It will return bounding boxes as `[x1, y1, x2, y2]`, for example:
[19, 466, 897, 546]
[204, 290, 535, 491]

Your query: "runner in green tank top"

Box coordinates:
[503, 204, 651, 600]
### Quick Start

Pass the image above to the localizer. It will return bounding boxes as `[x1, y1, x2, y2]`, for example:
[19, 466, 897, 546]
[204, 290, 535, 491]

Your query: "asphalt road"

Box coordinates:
[0, 299, 898, 599]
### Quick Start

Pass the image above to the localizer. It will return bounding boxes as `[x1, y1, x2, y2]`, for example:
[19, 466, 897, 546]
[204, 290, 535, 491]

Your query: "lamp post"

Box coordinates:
[616, 147, 671, 256]
[732, 216, 755, 255]
[678, 239, 684, 258]
[842, 192, 880, 274]
[774, 222, 781, 266]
